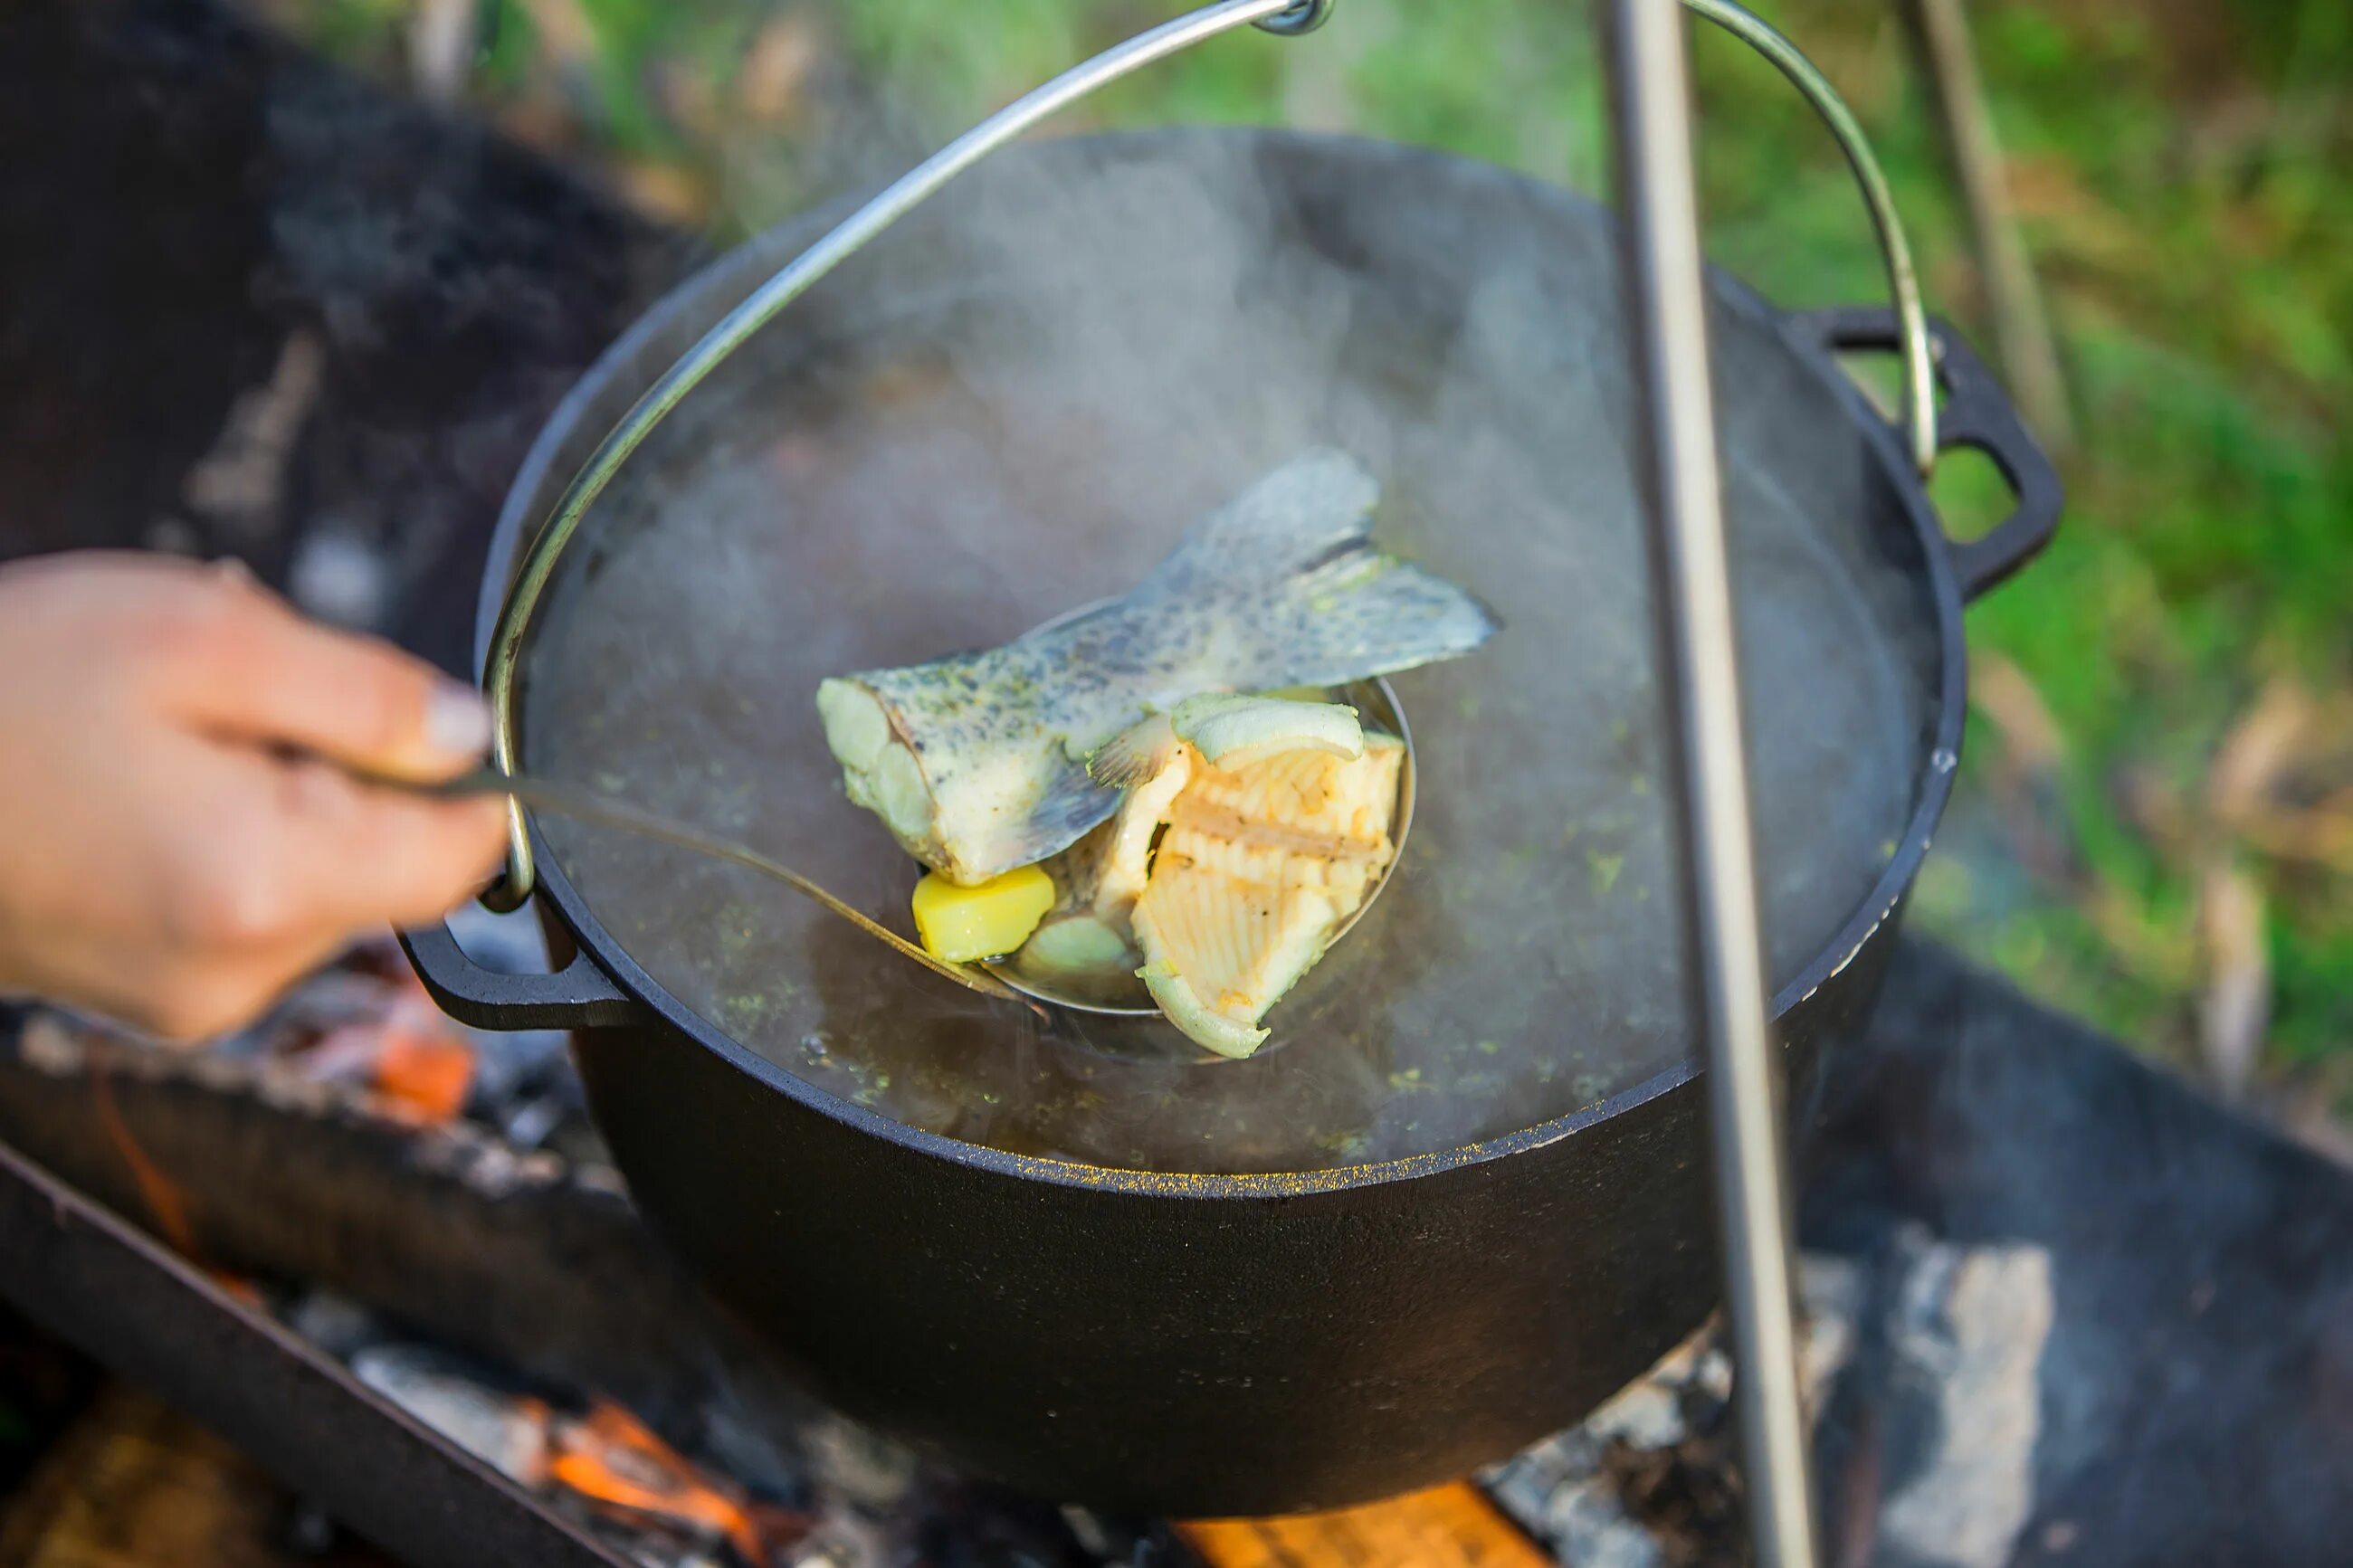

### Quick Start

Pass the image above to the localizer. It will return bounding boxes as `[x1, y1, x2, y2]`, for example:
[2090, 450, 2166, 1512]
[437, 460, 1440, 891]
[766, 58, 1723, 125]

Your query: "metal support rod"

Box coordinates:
[1899, 0, 2075, 453]
[0, 1136, 634, 1568]
[1600, 4, 1819, 1566]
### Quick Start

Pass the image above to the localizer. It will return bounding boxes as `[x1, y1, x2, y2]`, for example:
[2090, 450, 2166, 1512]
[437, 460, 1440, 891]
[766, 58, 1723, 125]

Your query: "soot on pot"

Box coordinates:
[519, 132, 1935, 1175]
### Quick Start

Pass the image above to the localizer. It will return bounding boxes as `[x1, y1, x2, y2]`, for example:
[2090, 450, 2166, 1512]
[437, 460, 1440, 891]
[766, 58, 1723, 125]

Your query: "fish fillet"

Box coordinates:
[1130, 735, 1405, 1057]
[817, 451, 1493, 885]
[1083, 697, 1368, 925]
[1091, 742, 1192, 920]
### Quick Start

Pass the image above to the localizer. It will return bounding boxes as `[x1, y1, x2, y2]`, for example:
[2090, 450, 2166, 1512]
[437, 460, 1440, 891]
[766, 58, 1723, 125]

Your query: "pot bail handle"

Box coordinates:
[1681, 0, 1937, 477]
[476, 0, 1334, 911]
[474, 0, 1932, 909]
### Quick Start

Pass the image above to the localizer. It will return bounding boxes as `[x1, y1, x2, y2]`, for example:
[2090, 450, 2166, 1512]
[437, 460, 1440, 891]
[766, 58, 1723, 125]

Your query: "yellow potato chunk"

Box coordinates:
[910, 864, 1056, 963]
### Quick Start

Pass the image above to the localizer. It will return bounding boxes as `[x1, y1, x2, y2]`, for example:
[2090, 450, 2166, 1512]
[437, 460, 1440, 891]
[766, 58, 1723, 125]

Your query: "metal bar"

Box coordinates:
[1599, 4, 1819, 1567]
[1899, 0, 2074, 454]
[0, 1136, 634, 1568]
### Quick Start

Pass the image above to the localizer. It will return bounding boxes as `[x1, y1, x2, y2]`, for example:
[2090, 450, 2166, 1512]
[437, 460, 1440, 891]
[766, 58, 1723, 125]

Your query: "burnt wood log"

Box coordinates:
[0, 1017, 815, 1454]
[0, 0, 698, 675]
[6, 940, 2352, 1565]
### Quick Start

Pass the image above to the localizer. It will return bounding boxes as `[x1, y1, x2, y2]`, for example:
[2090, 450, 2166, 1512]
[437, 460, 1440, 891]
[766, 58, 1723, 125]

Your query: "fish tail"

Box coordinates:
[1143, 447, 1383, 594]
[1249, 549, 1502, 688]
[1140, 450, 1501, 689]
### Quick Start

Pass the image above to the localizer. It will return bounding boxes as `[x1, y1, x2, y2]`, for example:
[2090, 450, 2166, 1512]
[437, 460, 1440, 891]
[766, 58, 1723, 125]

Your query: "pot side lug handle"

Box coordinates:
[1786, 305, 2063, 603]
[397, 922, 642, 1033]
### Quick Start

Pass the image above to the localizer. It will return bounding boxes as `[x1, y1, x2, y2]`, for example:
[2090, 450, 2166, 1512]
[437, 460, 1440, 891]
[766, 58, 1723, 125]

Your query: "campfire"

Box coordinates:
[5, 2, 2349, 1563]
[0, 920, 1785, 1567]
[13, 925, 2349, 1567]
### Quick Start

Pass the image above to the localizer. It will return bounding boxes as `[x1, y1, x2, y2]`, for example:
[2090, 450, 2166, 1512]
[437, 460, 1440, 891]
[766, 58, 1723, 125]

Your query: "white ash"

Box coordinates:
[144, 514, 204, 555]
[800, 1419, 921, 1514]
[15, 1016, 83, 1075]
[183, 329, 326, 542]
[1485, 1252, 1867, 1562]
[1538, 1487, 1668, 1568]
[779, 1518, 889, 1568]
[1797, 1251, 1871, 1429]
[284, 1289, 379, 1360]
[351, 1344, 550, 1484]
[1873, 1228, 2053, 1568]
[1481, 1324, 1726, 1563]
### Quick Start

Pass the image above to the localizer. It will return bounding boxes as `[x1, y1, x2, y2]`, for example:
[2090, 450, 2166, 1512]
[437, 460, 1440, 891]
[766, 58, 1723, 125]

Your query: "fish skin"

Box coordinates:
[818, 449, 1498, 886]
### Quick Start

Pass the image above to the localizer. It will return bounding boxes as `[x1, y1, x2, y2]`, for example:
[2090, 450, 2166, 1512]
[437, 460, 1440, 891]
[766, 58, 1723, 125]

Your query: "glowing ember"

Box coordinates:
[548, 1402, 804, 1563]
[367, 1022, 475, 1125]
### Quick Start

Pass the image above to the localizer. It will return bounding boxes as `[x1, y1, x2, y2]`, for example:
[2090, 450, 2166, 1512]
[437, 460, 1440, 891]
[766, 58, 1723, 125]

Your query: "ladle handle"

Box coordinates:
[1790, 307, 2062, 602]
[397, 922, 642, 1033]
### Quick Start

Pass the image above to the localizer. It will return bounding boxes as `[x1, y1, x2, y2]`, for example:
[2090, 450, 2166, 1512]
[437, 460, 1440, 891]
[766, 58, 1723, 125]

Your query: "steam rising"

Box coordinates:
[521, 131, 1933, 1174]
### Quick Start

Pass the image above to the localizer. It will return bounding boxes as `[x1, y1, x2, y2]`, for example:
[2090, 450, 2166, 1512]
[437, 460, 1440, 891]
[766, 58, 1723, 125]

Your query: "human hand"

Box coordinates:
[0, 552, 510, 1040]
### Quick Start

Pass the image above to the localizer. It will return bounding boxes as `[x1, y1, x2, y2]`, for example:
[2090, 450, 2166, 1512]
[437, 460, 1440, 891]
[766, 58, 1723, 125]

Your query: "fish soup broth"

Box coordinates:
[522, 147, 1929, 1175]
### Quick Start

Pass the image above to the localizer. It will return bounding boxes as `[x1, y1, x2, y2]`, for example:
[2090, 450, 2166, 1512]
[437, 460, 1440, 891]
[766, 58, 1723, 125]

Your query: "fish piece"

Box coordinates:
[1084, 694, 1358, 787]
[1166, 693, 1362, 772]
[1091, 740, 1192, 922]
[1085, 714, 1185, 793]
[1036, 818, 1116, 913]
[1128, 736, 1405, 1056]
[1173, 734, 1405, 858]
[818, 450, 1495, 885]
[1136, 871, 1340, 1060]
[1083, 697, 1365, 927]
[1152, 818, 1386, 912]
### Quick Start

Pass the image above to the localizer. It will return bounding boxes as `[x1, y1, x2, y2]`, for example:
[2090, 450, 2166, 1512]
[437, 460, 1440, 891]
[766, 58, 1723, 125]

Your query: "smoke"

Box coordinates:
[519, 112, 1937, 1175]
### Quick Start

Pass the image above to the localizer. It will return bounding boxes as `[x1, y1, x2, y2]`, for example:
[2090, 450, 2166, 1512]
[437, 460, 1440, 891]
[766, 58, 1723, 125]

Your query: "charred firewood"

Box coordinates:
[0, 0, 699, 674]
[0, 1015, 820, 1454]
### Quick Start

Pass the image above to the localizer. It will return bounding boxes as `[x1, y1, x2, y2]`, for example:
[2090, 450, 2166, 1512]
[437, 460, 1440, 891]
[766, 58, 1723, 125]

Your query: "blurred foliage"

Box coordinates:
[276, 0, 2353, 1112]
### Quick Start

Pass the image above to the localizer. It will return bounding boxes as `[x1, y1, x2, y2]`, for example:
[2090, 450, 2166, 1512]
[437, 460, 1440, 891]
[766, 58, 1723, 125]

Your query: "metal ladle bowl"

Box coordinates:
[978, 674, 1417, 1018]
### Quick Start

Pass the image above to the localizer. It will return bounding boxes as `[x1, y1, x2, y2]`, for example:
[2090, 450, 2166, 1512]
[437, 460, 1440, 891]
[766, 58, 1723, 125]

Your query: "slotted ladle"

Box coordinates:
[364, 669, 1408, 1022]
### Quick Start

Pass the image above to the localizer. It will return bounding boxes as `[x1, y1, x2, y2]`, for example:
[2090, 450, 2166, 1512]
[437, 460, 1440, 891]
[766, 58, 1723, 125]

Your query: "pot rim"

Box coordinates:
[479, 127, 1971, 1200]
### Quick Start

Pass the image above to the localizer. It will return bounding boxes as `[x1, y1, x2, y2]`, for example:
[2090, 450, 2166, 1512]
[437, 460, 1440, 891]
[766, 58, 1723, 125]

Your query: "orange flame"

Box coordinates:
[1176, 1483, 1554, 1568]
[300, 972, 479, 1125]
[548, 1402, 793, 1563]
[375, 971, 477, 1123]
[89, 1053, 196, 1258]
[88, 1051, 264, 1303]
[369, 1022, 475, 1124]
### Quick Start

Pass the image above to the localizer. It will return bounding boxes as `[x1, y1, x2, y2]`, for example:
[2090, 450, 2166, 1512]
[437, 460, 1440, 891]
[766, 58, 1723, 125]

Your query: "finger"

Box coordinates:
[164, 575, 493, 783]
[155, 758, 509, 960]
[256, 759, 512, 932]
[126, 960, 305, 1047]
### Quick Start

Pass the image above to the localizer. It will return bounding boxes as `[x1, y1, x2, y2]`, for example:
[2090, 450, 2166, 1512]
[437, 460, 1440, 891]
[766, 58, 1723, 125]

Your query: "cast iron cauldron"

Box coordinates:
[404, 114, 2059, 1512]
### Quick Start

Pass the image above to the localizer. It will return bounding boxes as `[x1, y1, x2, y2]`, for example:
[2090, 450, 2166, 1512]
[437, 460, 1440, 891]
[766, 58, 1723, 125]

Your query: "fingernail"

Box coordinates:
[425, 682, 494, 758]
